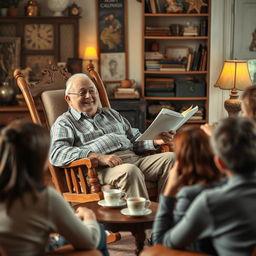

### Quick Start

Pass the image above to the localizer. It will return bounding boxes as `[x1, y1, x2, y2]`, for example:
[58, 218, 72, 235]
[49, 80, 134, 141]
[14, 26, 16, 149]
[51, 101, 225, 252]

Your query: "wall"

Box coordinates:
[18, 0, 235, 122]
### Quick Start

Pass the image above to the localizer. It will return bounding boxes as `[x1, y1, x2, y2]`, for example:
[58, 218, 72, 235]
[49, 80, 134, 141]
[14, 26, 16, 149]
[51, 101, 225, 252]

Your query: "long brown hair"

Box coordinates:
[174, 126, 221, 186]
[0, 120, 50, 210]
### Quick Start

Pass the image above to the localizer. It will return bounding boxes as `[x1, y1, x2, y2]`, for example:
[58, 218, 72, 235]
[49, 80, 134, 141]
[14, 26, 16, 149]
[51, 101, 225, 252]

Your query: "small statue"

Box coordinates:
[165, 0, 183, 13]
[20, 67, 32, 84]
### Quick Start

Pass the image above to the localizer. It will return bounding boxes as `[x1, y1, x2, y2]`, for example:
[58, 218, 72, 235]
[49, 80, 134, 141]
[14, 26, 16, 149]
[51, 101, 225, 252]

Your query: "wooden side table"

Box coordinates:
[75, 201, 158, 255]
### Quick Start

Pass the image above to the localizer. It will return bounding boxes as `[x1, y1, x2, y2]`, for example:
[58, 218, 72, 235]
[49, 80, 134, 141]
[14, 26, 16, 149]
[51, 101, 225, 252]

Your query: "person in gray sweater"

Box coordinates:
[152, 117, 256, 256]
[0, 120, 108, 256]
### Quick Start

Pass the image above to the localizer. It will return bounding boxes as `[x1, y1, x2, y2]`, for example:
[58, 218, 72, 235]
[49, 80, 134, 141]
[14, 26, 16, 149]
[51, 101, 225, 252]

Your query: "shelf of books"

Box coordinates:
[142, 0, 210, 126]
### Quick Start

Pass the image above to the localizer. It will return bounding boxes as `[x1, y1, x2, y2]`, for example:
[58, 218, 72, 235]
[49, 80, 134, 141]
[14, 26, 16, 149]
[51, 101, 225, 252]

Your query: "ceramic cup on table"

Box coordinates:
[127, 197, 151, 215]
[103, 189, 126, 206]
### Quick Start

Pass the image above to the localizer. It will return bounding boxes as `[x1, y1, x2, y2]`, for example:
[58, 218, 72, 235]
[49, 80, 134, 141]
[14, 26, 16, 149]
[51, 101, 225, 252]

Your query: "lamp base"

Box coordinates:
[224, 88, 241, 117]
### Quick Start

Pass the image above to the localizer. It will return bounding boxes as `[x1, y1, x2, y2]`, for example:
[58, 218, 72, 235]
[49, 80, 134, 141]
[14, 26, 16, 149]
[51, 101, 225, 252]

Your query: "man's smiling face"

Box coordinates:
[65, 77, 99, 117]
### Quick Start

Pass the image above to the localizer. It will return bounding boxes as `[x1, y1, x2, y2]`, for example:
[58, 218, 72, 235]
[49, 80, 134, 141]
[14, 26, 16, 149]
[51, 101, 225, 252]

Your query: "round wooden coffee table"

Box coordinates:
[76, 201, 158, 255]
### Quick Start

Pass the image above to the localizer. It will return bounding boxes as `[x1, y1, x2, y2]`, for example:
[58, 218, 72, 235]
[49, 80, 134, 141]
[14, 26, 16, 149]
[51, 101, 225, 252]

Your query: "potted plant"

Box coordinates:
[7, 0, 20, 16]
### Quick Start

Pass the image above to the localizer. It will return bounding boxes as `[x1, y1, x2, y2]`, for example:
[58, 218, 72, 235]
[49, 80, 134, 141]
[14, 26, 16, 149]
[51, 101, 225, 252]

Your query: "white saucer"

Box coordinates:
[98, 199, 126, 208]
[120, 208, 152, 217]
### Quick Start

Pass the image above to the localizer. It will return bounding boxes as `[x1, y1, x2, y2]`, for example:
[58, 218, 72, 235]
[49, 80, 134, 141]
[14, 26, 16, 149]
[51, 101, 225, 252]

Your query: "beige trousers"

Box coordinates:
[97, 150, 175, 199]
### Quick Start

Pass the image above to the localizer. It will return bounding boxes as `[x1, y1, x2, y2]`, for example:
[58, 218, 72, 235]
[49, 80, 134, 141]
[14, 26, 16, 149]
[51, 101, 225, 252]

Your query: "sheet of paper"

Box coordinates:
[136, 106, 198, 141]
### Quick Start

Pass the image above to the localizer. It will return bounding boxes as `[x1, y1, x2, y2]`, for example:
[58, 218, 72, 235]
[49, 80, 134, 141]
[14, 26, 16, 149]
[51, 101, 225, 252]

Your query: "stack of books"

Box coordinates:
[183, 25, 199, 36]
[145, 51, 164, 71]
[145, 26, 170, 36]
[160, 64, 186, 71]
[145, 78, 175, 97]
[114, 87, 140, 99]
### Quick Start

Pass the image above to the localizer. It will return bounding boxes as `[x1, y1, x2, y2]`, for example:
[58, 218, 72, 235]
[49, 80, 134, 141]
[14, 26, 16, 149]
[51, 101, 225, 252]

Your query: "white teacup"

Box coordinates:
[127, 197, 151, 215]
[103, 189, 126, 206]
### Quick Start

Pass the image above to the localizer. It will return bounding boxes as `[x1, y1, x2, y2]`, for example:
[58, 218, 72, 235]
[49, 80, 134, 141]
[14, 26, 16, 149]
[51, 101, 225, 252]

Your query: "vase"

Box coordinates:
[47, 0, 70, 16]
[7, 7, 18, 16]
[0, 82, 15, 105]
[0, 8, 8, 16]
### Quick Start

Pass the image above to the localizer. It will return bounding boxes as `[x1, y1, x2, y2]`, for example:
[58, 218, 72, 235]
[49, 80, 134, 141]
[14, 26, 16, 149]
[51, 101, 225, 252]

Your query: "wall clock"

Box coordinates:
[24, 24, 54, 50]
[0, 17, 80, 82]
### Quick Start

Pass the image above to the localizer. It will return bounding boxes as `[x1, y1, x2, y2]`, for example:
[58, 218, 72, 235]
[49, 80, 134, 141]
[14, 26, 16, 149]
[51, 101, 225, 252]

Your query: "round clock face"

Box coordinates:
[71, 7, 79, 15]
[24, 24, 54, 50]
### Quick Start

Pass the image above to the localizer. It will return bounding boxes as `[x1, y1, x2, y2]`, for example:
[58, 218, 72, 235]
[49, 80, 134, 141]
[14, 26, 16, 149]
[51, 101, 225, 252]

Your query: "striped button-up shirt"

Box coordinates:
[50, 107, 156, 166]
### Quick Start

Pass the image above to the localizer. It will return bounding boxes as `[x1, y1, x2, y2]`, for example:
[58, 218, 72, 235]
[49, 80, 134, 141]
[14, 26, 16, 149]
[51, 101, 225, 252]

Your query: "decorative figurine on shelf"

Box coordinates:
[20, 67, 32, 84]
[151, 41, 159, 52]
[165, 0, 183, 13]
[185, 0, 207, 13]
[25, 0, 40, 16]
[47, 0, 70, 16]
[68, 2, 80, 16]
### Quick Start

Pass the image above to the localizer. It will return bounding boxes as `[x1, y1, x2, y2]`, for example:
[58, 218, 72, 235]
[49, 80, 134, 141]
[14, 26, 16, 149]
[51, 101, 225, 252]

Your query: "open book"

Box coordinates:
[136, 106, 198, 141]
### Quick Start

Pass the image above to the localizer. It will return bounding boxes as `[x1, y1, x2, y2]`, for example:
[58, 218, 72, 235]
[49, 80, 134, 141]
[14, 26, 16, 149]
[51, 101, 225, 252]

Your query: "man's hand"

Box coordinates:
[88, 152, 123, 167]
[163, 161, 185, 197]
[75, 207, 96, 221]
[153, 131, 176, 146]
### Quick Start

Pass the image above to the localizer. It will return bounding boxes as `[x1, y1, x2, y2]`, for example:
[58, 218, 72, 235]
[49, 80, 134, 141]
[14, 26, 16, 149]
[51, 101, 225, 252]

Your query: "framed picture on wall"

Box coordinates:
[233, 0, 256, 59]
[0, 37, 20, 83]
[100, 53, 126, 81]
[97, 0, 127, 82]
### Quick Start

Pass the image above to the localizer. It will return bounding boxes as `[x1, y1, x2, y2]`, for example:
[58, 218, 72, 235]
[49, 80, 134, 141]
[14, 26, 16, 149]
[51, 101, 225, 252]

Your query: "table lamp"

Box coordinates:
[84, 46, 98, 64]
[214, 60, 253, 117]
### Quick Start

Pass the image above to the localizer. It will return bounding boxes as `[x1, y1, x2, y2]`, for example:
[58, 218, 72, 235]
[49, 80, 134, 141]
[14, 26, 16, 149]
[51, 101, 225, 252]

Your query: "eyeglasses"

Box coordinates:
[68, 88, 97, 97]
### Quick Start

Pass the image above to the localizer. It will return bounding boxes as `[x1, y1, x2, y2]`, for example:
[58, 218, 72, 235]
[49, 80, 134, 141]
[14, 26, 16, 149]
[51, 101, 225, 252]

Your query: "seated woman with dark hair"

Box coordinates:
[152, 126, 224, 254]
[0, 120, 108, 256]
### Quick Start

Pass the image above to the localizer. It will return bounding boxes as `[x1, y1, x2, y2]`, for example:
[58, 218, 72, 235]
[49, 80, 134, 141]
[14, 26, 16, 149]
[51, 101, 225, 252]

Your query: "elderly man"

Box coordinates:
[50, 73, 175, 199]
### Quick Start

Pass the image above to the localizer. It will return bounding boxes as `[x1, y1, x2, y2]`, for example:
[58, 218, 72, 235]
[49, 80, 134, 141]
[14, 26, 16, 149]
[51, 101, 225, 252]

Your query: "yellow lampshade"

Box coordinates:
[215, 60, 252, 90]
[84, 46, 98, 61]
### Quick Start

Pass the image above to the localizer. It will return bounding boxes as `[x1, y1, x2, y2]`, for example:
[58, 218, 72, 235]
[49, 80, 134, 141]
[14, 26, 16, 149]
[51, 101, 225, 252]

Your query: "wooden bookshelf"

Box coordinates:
[142, 0, 211, 125]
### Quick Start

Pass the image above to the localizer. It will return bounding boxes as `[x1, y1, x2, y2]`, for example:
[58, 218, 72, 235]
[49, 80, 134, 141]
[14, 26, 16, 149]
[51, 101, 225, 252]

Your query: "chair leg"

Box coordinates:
[106, 232, 121, 244]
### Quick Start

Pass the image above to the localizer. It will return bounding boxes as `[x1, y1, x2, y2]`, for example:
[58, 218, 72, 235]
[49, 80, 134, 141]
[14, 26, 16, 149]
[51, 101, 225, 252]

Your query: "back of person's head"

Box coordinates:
[174, 126, 221, 185]
[241, 85, 256, 120]
[0, 120, 50, 209]
[212, 117, 256, 174]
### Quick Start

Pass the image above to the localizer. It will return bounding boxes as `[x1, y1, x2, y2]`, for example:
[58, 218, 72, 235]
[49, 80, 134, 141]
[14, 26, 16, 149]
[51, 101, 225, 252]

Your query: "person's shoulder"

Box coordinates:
[177, 184, 205, 200]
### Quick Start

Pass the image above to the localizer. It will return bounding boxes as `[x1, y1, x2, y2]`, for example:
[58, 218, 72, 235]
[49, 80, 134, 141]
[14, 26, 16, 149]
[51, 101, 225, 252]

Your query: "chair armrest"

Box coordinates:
[139, 245, 212, 256]
[60, 157, 99, 169]
[46, 245, 102, 256]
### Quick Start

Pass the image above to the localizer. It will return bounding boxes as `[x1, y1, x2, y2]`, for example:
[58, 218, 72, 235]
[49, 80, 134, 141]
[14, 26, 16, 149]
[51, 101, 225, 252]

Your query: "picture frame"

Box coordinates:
[165, 46, 189, 64]
[233, 0, 256, 59]
[248, 59, 256, 83]
[0, 37, 20, 83]
[100, 53, 126, 81]
[97, 0, 127, 82]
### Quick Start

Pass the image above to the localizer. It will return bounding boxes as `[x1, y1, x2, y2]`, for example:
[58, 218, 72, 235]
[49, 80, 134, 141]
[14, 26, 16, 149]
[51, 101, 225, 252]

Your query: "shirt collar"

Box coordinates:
[69, 106, 103, 120]
[226, 172, 256, 187]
